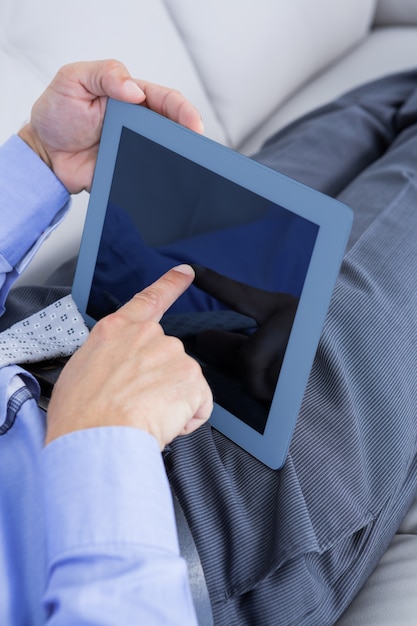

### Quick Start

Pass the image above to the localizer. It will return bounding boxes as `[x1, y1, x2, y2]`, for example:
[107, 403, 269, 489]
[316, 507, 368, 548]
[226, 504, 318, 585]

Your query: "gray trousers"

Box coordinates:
[165, 70, 417, 625]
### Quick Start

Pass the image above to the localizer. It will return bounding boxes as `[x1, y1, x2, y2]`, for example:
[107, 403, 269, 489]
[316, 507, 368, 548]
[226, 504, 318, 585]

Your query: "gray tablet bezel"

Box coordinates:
[73, 98, 352, 469]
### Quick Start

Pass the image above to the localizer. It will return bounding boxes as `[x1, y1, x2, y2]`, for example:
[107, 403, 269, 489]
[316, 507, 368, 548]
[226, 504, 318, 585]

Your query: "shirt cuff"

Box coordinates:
[0, 135, 70, 268]
[42, 426, 180, 562]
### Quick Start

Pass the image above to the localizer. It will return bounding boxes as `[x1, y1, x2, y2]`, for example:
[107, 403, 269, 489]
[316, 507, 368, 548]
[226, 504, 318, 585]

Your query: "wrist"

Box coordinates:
[18, 123, 53, 171]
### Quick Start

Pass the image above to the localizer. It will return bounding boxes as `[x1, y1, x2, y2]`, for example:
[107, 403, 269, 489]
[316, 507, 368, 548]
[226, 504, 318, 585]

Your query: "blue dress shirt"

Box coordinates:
[0, 136, 197, 625]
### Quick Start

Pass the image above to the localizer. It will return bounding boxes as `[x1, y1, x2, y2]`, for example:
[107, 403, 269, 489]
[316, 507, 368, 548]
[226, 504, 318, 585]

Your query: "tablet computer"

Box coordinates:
[72, 98, 352, 469]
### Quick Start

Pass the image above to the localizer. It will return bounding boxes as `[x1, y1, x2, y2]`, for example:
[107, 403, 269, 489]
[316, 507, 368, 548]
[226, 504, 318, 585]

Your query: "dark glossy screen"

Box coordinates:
[87, 127, 319, 433]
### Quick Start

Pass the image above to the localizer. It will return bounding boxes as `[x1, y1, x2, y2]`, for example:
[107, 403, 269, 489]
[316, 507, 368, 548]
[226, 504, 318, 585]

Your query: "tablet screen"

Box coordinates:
[86, 126, 319, 435]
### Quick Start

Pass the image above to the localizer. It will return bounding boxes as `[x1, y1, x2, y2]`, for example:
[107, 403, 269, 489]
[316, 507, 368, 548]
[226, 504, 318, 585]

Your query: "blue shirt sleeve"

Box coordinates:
[0, 136, 197, 623]
[0, 135, 70, 312]
[42, 427, 198, 625]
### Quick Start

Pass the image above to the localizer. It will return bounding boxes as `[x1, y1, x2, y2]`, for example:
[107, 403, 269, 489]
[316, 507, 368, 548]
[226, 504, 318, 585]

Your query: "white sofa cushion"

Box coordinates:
[0, 54, 45, 146]
[164, 0, 377, 148]
[0, 0, 226, 145]
[337, 533, 417, 624]
[240, 26, 417, 154]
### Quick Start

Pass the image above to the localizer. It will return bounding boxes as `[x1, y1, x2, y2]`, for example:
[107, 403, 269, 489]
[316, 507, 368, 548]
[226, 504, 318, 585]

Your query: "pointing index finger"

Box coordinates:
[119, 265, 195, 323]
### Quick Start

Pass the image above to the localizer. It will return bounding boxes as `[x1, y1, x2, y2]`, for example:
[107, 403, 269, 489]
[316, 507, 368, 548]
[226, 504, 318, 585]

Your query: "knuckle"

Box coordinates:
[165, 87, 183, 102]
[132, 287, 165, 316]
[163, 333, 187, 357]
[103, 58, 124, 74]
[163, 335, 200, 371]
[182, 350, 205, 381]
[162, 88, 183, 113]
[90, 312, 122, 340]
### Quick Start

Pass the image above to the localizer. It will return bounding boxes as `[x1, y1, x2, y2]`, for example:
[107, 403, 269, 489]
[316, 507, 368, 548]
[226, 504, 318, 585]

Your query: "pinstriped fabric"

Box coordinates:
[0, 286, 70, 332]
[166, 71, 417, 625]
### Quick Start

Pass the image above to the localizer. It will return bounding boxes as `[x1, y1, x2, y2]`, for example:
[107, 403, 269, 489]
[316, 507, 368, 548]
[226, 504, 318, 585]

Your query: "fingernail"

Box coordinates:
[125, 79, 145, 99]
[173, 264, 195, 277]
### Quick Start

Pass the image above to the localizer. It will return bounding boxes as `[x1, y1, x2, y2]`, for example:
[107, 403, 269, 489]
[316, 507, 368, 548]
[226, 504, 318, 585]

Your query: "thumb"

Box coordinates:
[73, 60, 146, 103]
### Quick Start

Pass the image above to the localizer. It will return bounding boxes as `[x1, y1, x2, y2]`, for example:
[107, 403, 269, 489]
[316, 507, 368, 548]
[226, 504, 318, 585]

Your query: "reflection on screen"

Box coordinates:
[87, 127, 319, 434]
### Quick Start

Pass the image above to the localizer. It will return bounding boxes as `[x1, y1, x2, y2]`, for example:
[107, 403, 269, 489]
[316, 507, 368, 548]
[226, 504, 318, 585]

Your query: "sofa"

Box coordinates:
[1, 0, 417, 623]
